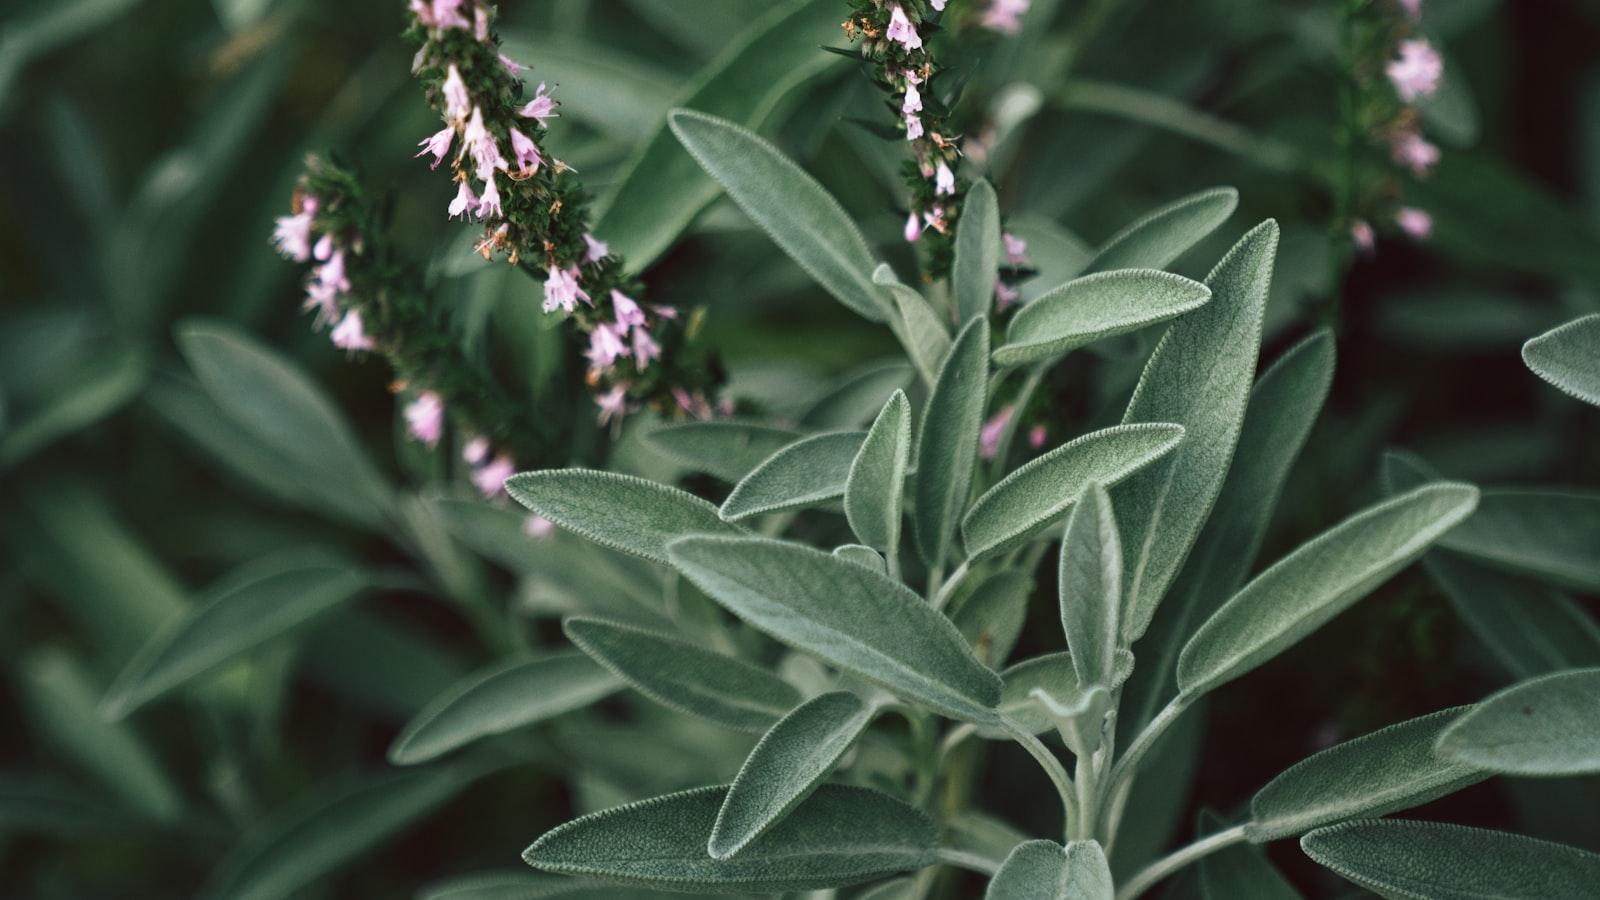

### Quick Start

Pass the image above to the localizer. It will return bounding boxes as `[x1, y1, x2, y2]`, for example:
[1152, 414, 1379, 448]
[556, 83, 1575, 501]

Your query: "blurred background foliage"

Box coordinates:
[2, 0, 1598, 896]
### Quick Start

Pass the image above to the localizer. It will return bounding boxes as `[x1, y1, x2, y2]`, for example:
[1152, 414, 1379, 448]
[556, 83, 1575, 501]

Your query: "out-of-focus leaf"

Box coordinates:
[800, 361, 916, 429]
[1523, 314, 1600, 407]
[0, 773, 133, 838]
[914, 318, 989, 569]
[1436, 488, 1600, 592]
[418, 869, 665, 899]
[647, 421, 801, 483]
[948, 571, 1033, 670]
[1081, 187, 1239, 274]
[0, 0, 143, 105]
[0, 347, 145, 470]
[498, 36, 676, 142]
[984, 839, 1113, 900]
[505, 470, 742, 565]
[953, 180, 1002, 325]
[993, 270, 1211, 366]
[1437, 669, 1600, 776]
[1197, 832, 1301, 899]
[1423, 546, 1600, 679]
[845, 390, 912, 554]
[1010, 215, 1094, 304]
[301, 610, 471, 719]
[720, 431, 868, 521]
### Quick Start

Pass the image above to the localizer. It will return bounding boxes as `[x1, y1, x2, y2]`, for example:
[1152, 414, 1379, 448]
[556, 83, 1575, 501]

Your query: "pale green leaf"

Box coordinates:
[948, 570, 1033, 669]
[388, 652, 623, 765]
[800, 360, 916, 429]
[1060, 482, 1121, 689]
[563, 617, 800, 733]
[980, 651, 1134, 739]
[1436, 488, 1600, 592]
[833, 544, 887, 572]
[668, 536, 1002, 723]
[915, 318, 990, 568]
[873, 265, 951, 387]
[1118, 220, 1277, 642]
[523, 784, 937, 893]
[845, 390, 912, 553]
[1082, 187, 1239, 274]
[669, 109, 886, 322]
[954, 180, 1002, 325]
[1300, 819, 1600, 900]
[504, 469, 742, 565]
[710, 691, 875, 858]
[1178, 483, 1479, 699]
[962, 423, 1185, 561]
[1248, 707, 1486, 841]
[993, 270, 1211, 367]
[1523, 313, 1600, 407]
[647, 420, 801, 483]
[720, 431, 868, 521]
[1436, 668, 1600, 776]
[984, 839, 1113, 900]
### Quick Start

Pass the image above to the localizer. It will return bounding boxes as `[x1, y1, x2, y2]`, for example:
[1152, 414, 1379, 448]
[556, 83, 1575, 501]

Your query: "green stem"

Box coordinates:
[1000, 716, 1078, 832]
[1103, 697, 1188, 809]
[1114, 824, 1248, 900]
[935, 847, 1002, 876]
[930, 558, 971, 611]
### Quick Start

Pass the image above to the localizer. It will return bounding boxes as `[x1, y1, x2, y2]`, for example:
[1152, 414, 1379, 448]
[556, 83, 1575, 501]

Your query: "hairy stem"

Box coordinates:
[1000, 716, 1078, 832]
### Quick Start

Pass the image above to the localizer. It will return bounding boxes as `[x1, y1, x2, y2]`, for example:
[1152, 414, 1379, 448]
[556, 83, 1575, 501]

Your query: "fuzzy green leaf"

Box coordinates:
[388, 653, 623, 765]
[668, 109, 886, 322]
[1248, 708, 1487, 841]
[523, 784, 937, 893]
[647, 420, 801, 483]
[1436, 668, 1600, 776]
[1523, 313, 1600, 407]
[1060, 482, 1121, 689]
[833, 544, 887, 572]
[1117, 220, 1277, 642]
[962, 423, 1186, 561]
[1300, 819, 1600, 900]
[668, 536, 1002, 723]
[720, 431, 867, 521]
[980, 651, 1134, 739]
[984, 839, 1113, 900]
[993, 270, 1212, 366]
[914, 318, 990, 568]
[948, 570, 1034, 669]
[710, 691, 875, 859]
[1178, 483, 1479, 699]
[873, 265, 950, 387]
[1081, 187, 1239, 274]
[800, 360, 916, 429]
[1435, 488, 1600, 592]
[845, 390, 912, 552]
[563, 617, 800, 733]
[953, 180, 1002, 325]
[505, 470, 742, 565]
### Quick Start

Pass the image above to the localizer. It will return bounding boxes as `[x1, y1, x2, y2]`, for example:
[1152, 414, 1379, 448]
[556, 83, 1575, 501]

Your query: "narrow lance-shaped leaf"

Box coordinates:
[1059, 482, 1121, 689]
[1522, 313, 1600, 407]
[1435, 668, 1600, 776]
[874, 265, 950, 387]
[1081, 186, 1239, 274]
[648, 421, 801, 484]
[1117, 223, 1278, 647]
[993, 270, 1212, 367]
[668, 109, 887, 322]
[504, 469, 743, 565]
[387, 652, 624, 765]
[1301, 819, 1600, 900]
[984, 839, 1113, 900]
[845, 390, 912, 554]
[524, 784, 937, 893]
[1178, 483, 1479, 700]
[962, 423, 1185, 561]
[710, 691, 875, 859]
[720, 431, 868, 522]
[915, 318, 990, 569]
[1247, 707, 1487, 842]
[1435, 488, 1600, 593]
[953, 179, 1001, 325]
[563, 617, 800, 733]
[668, 536, 1002, 723]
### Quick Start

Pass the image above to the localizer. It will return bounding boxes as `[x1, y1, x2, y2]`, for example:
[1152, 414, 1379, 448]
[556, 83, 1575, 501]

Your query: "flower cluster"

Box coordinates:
[407, 0, 718, 424]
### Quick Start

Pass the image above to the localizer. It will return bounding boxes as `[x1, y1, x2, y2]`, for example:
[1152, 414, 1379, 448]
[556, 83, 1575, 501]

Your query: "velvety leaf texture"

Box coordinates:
[914, 317, 990, 568]
[523, 784, 937, 893]
[948, 570, 1033, 669]
[1248, 707, 1487, 841]
[647, 420, 801, 484]
[721, 431, 867, 521]
[504, 469, 742, 565]
[800, 361, 915, 429]
[993, 270, 1211, 366]
[1059, 482, 1122, 689]
[1117, 220, 1277, 642]
[953, 180, 1001, 325]
[667, 536, 1002, 723]
[845, 390, 912, 552]
[1301, 819, 1600, 900]
[962, 423, 1185, 560]
[984, 839, 1113, 900]
[874, 266, 950, 387]
[1436, 668, 1600, 775]
[981, 650, 1134, 739]
[1178, 483, 1479, 699]
[710, 691, 874, 858]
[1081, 186, 1239, 274]
[1522, 313, 1600, 407]
[668, 110, 887, 322]
[562, 617, 799, 732]
[388, 652, 623, 765]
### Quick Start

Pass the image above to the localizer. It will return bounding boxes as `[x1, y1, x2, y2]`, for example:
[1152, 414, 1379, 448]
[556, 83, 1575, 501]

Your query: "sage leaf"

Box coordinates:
[1300, 819, 1600, 900]
[1082, 186, 1239, 274]
[1435, 488, 1600, 592]
[984, 839, 1113, 900]
[1248, 707, 1487, 841]
[874, 265, 950, 387]
[993, 270, 1211, 367]
[563, 617, 800, 733]
[668, 536, 1002, 723]
[981, 651, 1134, 738]
[418, 870, 659, 899]
[948, 570, 1034, 669]
[914, 318, 990, 569]
[801, 360, 916, 429]
[710, 691, 875, 859]
[1523, 313, 1600, 407]
[720, 431, 868, 521]
[962, 423, 1185, 560]
[648, 420, 801, 483]
[504, 469, 742, 565]
[834, 544, 888, 572]
[523, 784, 937, 893]
[1059, 482, 1122, 689]
[1424, 549, 1600, 679]
[388, 652, 624, 765]
[845, 390, 912, 553]
[1118, 220, 1277, 642]
[1436, 668, 1600, 775]
[668, 110, 887, 322]
[953, 180, 1002, 325]
[1178, 483, 1480, 700]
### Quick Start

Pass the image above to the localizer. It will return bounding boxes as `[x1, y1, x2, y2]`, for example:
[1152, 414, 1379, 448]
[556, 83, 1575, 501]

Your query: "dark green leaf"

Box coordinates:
[954, 180, 1002, 324]
[1436, 668, 1600, 775]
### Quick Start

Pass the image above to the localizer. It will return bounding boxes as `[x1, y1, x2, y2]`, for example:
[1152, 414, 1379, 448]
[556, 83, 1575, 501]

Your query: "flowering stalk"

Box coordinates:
[406, 0, 718, 426]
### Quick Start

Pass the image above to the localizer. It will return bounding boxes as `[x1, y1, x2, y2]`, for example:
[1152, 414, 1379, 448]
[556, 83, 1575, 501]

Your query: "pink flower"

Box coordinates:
[442, 64, 471, 122]
[905, 211, 923, 243]
[1028, 424, 1047, 449]
[272, 211, 314, 261]
[317, 250, 350, 294]
[331, 309, 375, 351]
[1395, 207, 1433, 239]
[410, 0, 435, 28]
[1399, 0, 1422, 20]
[432, 0, 471, 31]
[902, 82, 923, 117]
[1003, 232, 1028, 265]
[473, 5, 490, 41]
[499, 53, 525, 75]
[1390, 128, 1439, 177]
[632, 327, 661, 369]
[1387, 39, 1443, 102]
[464, 107, 507, 176]
[303, 280, 340, 325]
[611, 290, 646, 327]
[448, 181, 477, 219]
[653, 304, 679, 320]
[405, 391, 445, 445]
[416, 126, 454, 169]
[886, 6, 923, 51]
[932, 0, 947, 9]
[586, 323, 630, 368]
[981, 0, 1032, 34]
[509, 127, 542, 175]
[905, 113, 924, 141]
[1351, 219, 1376, 252]
[979, 405, 1014, 460]
[935, 161, 956, 196]
[597, 386, 628, 425]
[519, 82, 558, 123]
[995, 280, 1019, 312]
[462, 436, 490, 465]
[313, 232, 334, 261]
[672, 387, 711, 419]
[543, 265, 590, 313]
[472, 454, 514, 497]
[584, 233, 609, 263]
[476, 174, 503, 220]
[523, 515, 554, 538]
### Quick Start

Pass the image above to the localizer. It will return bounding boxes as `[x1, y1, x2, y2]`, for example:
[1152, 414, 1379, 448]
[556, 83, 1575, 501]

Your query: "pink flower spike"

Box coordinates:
[905, 113, 924, 142]
[313, 232, 334, 261]
[473, 5, 490, 41]
[886, 6, 923, 51]
[499, 53, 526, 75]
[905, 211, 923, 243]
[935, 162, 956, 196]
[317, 249, 350, 294]
[632, 327, 661, 370]
[584, 233, 609, 263]
[543, 265, 591, 313]
[1390, 129, 1440, 177]
[523, 515, 555, 539]
[902, 82, 923, 117]
[272, 211, 314, 262]
[405, 391, 445, 446]
[432, 0, 470, 31]
[672, 387, 711, 420]
[509, 127, 542, 175]
[1387, 39, 1443, 102]
[476, 175, 503, 220]
[1395, 207, 1433, 240]
[586, 323, 630, 369]
[442, 64, 471, 122]
[597, 386, 628, 426]
[448, 181, 477, 219]
[1351, 219, 1376, 252]
[1003, 232, 1028, 265]
[979, 405, 1014, 460]
[611, 290, 646, 327]
[1028, 424, 1047, 449]
[473, 454, 515, 497]
[462, 436, 490, 464]
[416, 126, 455, 169]
[519, 82, 558, 123]
[330, 309, 375, 352]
